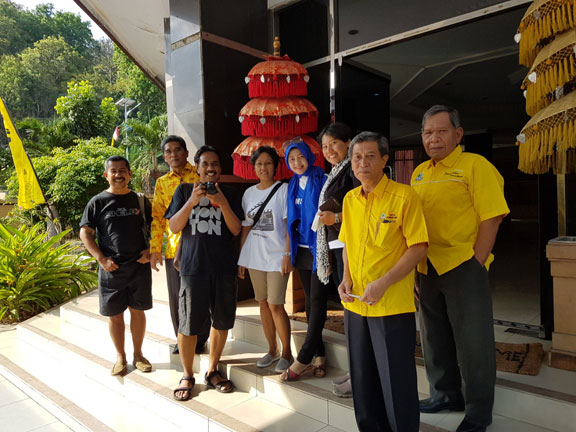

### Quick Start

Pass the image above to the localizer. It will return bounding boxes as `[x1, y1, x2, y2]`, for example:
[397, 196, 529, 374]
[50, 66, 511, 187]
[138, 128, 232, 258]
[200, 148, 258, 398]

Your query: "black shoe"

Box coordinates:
[419, 393, 465, 413]
[172, 344, 179, 355]
[456, 416, 490, 432]
[195, 341, 207, 354]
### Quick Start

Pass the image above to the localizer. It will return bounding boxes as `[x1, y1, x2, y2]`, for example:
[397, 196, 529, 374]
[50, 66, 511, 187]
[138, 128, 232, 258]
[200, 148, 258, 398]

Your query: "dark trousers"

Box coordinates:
[419, 257, 495, 425]
[165, 259, 209, 344]
[345, 310, 419, 432]
[297, 268, 327, 364]
[332, 247, 344, 286]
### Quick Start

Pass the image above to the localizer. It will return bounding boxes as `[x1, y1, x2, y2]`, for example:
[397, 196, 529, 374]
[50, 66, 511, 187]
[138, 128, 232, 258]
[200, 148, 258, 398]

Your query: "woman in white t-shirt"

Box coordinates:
[238, 146, 293, 373]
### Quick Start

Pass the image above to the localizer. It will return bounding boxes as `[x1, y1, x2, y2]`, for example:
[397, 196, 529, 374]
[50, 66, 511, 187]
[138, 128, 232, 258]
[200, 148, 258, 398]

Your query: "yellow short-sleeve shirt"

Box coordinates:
[339, 175, 429, 317]
[411, 145, 509, 275]
[150, 162, 199, 258]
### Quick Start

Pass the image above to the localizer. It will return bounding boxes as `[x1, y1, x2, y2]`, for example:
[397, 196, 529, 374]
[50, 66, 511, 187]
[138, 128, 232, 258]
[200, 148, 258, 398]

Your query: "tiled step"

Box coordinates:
[9, 315, 345, 432]
[231, 309, 576, 432]
[20, 307, 358, 432]
[61, 293, 576, 431]
[56, 292, 564, 432]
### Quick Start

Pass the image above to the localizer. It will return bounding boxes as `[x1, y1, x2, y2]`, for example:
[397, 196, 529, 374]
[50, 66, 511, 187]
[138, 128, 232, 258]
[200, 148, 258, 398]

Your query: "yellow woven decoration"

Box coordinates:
[518, 90, 576, 174]
[522, 29, 576, 115]
[517, 0, 576, 67]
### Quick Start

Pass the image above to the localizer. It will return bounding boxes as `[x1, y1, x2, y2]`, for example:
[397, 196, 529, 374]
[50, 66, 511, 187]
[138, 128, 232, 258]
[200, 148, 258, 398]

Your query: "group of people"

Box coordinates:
[79, 104, 509, 432]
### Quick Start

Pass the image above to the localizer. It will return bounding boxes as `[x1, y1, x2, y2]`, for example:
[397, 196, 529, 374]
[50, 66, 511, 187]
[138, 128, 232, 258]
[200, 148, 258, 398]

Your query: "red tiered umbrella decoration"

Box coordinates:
[233, 37, 324, 180]
[246, 54, 309, 98]
[233, 135, 323, 179]
[239, 97, 319, 136]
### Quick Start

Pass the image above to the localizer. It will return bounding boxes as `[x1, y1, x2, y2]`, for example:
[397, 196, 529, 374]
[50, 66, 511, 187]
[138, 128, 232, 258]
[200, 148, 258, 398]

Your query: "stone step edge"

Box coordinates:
[60, 301, 576, 410]
[26, 309, 357, 426]
[19, 319, 447, 432]
[237, 314, 576, 409]
[27, 310, 456, 432]
[0, 351, 112, 432]
[16, 321, 261, 432]
[34, 305, 351, 407]
[60, 303, 177, 347]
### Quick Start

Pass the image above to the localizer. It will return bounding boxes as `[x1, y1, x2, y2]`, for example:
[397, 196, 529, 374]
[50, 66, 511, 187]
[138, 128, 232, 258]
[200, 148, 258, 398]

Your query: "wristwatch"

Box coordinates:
[334, 213, 340, 224]
[282, 252, 291, 257]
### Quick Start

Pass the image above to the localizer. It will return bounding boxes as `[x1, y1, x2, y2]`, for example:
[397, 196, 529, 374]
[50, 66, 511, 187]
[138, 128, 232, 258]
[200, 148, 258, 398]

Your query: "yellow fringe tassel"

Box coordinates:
[524, 50, 576, 116]
[519, 0, 576, 67]
[518, 115, 576, 174]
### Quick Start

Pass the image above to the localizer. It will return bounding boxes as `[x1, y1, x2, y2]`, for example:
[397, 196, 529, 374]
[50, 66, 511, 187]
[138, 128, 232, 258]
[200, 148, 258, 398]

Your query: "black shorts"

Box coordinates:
[98, 261, 152, 317]
[178, 274, 237, 335]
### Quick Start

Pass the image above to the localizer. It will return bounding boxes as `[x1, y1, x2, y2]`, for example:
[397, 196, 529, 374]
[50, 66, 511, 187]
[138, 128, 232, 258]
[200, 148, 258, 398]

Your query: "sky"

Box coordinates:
[15, 0, 109, 40]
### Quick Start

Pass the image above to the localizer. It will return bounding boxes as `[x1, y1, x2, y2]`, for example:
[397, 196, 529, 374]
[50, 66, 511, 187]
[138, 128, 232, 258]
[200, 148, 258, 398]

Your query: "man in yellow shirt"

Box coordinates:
[411, 106, 509, 432]
[150, 136, 208, 353]
[338, 132, 428, 432]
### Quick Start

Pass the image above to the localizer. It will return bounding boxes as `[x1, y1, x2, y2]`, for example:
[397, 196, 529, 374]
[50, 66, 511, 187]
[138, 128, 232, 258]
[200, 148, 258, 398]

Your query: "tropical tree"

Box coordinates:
[55, 80, 118, 139]
[6, 138, 125, 231]
[123, 114, 168, 193]
[114, 46, 166, 120]
[0, 36, 83, 118]
[0, 1, 94, 57]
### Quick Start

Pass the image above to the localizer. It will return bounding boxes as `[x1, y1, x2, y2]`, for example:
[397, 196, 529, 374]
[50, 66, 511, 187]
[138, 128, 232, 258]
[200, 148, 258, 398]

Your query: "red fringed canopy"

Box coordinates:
[247, 55, 309, 98]
[239, 97, 318, 136]
[233, 46, 323, 180]
[233, 135, 324, 180]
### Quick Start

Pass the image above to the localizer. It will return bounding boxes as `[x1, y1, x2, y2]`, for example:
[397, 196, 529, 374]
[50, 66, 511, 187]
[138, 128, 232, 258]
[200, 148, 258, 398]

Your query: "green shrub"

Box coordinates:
[0, 223, 97, 323]
[6, 138, 124, 232]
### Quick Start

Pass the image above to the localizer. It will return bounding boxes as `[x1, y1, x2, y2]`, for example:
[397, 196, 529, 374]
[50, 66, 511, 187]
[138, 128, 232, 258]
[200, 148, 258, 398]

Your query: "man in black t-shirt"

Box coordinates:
[165, 146, 242, 401]
[80, 156, 153, 377]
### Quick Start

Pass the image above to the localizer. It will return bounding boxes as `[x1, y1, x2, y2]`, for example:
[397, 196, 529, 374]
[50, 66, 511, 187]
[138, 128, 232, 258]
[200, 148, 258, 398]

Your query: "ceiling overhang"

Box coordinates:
[74, 0, 169, 90]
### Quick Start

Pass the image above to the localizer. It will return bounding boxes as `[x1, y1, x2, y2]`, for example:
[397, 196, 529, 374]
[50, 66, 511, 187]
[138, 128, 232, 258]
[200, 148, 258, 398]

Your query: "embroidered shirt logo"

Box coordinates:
[415, 173, 423, 181]
[380, 213, 397, 224]
[444, 169, 464, 178]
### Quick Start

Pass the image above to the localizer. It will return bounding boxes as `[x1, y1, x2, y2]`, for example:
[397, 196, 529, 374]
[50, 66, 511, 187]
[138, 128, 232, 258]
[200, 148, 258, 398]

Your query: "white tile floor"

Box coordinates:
[0, 371, 72, 432]
[0, 258, 572, 432]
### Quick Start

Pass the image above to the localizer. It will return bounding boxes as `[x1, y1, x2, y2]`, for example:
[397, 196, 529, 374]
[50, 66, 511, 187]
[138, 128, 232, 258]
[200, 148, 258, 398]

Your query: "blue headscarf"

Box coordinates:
[285, 140, 326, 270]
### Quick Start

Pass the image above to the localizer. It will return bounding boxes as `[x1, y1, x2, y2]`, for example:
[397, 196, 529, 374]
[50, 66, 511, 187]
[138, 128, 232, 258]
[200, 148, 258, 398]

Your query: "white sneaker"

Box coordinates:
[257, 352, 280, 368]
[332, 373, 350, 386]
[274, 356, 294, 373]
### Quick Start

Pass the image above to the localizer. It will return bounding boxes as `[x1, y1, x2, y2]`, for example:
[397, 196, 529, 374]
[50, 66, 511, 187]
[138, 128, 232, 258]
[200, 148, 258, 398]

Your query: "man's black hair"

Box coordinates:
[194, 145, 222, 165]
[105, 155, 130, 170]
[161, 135, 187, 153]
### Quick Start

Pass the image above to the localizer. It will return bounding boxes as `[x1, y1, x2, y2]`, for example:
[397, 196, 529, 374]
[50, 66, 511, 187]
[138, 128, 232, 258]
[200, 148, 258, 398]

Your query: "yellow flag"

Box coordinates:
[0, 97, 46, 209]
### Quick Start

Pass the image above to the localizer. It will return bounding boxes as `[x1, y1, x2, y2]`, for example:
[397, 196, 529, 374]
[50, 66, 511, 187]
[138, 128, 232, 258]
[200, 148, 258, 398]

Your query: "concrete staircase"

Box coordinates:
[0, 290, 575, 432]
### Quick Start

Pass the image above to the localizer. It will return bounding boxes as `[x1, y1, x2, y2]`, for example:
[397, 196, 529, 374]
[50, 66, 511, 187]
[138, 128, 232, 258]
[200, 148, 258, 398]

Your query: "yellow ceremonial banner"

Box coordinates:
[0, 97, 46, 209]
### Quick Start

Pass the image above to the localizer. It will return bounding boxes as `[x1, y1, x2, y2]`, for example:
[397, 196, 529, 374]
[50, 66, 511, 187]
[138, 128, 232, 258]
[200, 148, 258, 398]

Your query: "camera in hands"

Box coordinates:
[204, 182, 217, 195]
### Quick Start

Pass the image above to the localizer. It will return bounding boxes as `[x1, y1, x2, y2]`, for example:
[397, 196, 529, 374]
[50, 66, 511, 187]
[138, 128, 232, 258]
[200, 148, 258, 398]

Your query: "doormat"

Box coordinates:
[290, 311, 545, 376]
[548, 350, 576, 372]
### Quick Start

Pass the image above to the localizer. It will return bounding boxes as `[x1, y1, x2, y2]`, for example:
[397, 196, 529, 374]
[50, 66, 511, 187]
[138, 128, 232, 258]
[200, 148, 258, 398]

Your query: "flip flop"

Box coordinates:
[173, 376, 195, 401]
[313, 364, 326, 378]
[280, 364, 315, 381]
[204, 370, 234, 393]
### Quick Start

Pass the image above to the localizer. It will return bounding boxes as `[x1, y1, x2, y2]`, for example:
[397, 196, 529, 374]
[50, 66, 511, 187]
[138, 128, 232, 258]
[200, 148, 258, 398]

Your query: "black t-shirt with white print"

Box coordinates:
[164, 183, 243, 277]
[80, 190, 151, 265]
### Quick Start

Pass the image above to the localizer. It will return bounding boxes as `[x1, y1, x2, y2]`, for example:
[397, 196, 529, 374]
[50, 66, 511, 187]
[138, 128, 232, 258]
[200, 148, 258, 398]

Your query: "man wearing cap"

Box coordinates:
[339, 131, 428, 432]
[412, 105, 509, 432]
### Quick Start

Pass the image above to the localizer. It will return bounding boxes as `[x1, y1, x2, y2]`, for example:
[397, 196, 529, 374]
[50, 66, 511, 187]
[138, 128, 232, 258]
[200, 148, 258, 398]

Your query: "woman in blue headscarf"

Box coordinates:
[280, 138, 328, 381]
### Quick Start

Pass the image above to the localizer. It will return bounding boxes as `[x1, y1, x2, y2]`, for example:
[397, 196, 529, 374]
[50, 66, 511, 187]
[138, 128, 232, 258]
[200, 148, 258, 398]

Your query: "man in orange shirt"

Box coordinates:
[150, 135, 208, 353]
